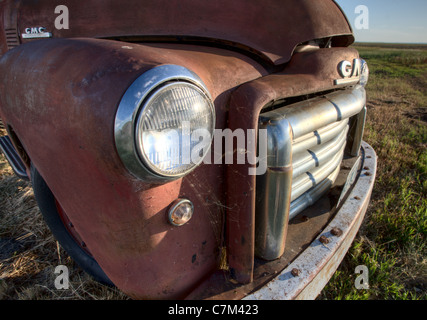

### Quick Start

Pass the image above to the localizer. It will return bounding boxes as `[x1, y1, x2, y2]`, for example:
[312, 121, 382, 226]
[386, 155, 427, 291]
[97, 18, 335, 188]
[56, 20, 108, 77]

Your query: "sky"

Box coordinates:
[335, 0, 427, 44]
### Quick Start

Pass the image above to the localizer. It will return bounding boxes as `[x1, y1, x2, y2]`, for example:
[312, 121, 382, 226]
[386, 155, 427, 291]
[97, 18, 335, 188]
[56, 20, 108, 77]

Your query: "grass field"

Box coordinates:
[0, 43, 426, 300]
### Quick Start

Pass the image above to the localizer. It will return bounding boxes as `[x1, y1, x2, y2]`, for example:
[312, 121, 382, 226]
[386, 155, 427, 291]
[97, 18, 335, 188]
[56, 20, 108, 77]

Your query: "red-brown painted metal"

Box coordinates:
[0, 0, 20, 53]
[0, 1, 5, 54]
[2, 0, 353, 63]
[55, 199, 93, 257]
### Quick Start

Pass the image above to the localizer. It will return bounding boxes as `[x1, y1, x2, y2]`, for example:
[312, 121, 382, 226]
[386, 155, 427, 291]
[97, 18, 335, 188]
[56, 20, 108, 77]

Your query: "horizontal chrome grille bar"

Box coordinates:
[292, 118, 349, 155]
[291, 142, 345, 201]
[4, 28, 20, 50]
[260, 86, 365, 139]
[292, 120, 349, 179]
[289, 163, 341, 221]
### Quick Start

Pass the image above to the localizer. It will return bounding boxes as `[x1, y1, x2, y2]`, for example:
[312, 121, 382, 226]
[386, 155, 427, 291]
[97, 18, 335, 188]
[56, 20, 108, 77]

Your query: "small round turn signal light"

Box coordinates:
[168, 199, 194, 226]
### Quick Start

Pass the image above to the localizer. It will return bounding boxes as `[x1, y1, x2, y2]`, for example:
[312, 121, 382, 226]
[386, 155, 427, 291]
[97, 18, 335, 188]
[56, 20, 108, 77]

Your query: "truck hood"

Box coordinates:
[4, 0, 353, 65]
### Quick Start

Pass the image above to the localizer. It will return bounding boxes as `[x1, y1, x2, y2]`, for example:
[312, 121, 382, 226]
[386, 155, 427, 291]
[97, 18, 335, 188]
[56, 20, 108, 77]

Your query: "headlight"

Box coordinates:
[359, 59, 369, 87]
[136, 82, 214, 177]
[115, 65, 215, 181]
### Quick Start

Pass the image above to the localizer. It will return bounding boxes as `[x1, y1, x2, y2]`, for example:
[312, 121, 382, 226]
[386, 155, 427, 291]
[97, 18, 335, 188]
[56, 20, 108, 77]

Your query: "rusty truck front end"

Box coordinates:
[0, 0, 376, 299]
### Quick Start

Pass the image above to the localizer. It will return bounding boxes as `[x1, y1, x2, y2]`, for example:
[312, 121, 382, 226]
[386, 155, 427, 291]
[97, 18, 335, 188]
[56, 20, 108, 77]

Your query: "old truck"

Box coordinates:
[0, 0, 376, 299]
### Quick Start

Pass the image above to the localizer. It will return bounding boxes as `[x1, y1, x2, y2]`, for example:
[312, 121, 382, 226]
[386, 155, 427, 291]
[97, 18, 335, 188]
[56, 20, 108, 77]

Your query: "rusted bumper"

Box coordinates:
[244, 141, 376, 300]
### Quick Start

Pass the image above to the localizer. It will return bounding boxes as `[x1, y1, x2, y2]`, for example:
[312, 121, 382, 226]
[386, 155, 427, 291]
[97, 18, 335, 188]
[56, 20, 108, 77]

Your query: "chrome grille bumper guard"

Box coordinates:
[255, 85, 367, 260]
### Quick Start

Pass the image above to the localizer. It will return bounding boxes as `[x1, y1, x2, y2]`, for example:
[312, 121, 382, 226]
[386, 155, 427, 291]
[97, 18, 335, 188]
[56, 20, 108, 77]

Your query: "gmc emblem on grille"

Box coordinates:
[334, 59, 362, 85]
[21, 27, 52, 39]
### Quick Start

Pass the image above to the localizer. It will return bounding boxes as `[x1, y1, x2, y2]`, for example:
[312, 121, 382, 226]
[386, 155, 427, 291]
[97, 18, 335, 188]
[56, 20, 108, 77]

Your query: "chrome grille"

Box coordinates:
[255, 85, 366, 260]
[289, 118, 349, 219]
[5, 28, 20, 50]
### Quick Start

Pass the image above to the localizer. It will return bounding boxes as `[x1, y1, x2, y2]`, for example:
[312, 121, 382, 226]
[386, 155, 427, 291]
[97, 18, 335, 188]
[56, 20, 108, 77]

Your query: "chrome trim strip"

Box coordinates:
[334, 77, 360, 85]
[21, 32, 52, 39]
[255, 119, 293, 260]
[349, 106, 367, 156]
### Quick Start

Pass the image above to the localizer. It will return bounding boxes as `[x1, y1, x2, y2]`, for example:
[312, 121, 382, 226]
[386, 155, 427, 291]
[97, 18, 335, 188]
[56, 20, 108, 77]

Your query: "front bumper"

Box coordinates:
[245, 141, 376, 300]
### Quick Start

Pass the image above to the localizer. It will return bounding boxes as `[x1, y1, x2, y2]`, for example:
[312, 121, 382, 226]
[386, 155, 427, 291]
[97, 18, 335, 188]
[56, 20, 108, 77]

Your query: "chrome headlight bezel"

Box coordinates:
[114, 65, 215, 182]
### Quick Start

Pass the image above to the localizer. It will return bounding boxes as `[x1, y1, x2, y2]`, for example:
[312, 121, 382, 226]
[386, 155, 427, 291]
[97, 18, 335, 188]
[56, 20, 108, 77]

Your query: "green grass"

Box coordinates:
[319, 45, 427, 300]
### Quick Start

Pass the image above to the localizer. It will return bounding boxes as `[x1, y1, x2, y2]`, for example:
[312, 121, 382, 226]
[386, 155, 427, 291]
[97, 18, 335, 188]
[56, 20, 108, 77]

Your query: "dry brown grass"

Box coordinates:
[0, 128, 127, 299]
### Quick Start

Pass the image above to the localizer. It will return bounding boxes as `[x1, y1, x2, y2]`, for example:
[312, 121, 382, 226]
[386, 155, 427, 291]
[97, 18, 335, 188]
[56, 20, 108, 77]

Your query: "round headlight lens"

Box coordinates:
[135, 82, 215, 177]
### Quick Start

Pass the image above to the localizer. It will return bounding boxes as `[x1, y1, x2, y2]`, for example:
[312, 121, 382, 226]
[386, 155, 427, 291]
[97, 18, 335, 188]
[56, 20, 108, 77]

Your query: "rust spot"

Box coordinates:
[363, 166, 369, 170]
[365, 171, 371, 176]
[319, 235, 330, 244]
[354, 196, 361, 200]
[291, 268, 300, 277]
[331, 227, 343, 237]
